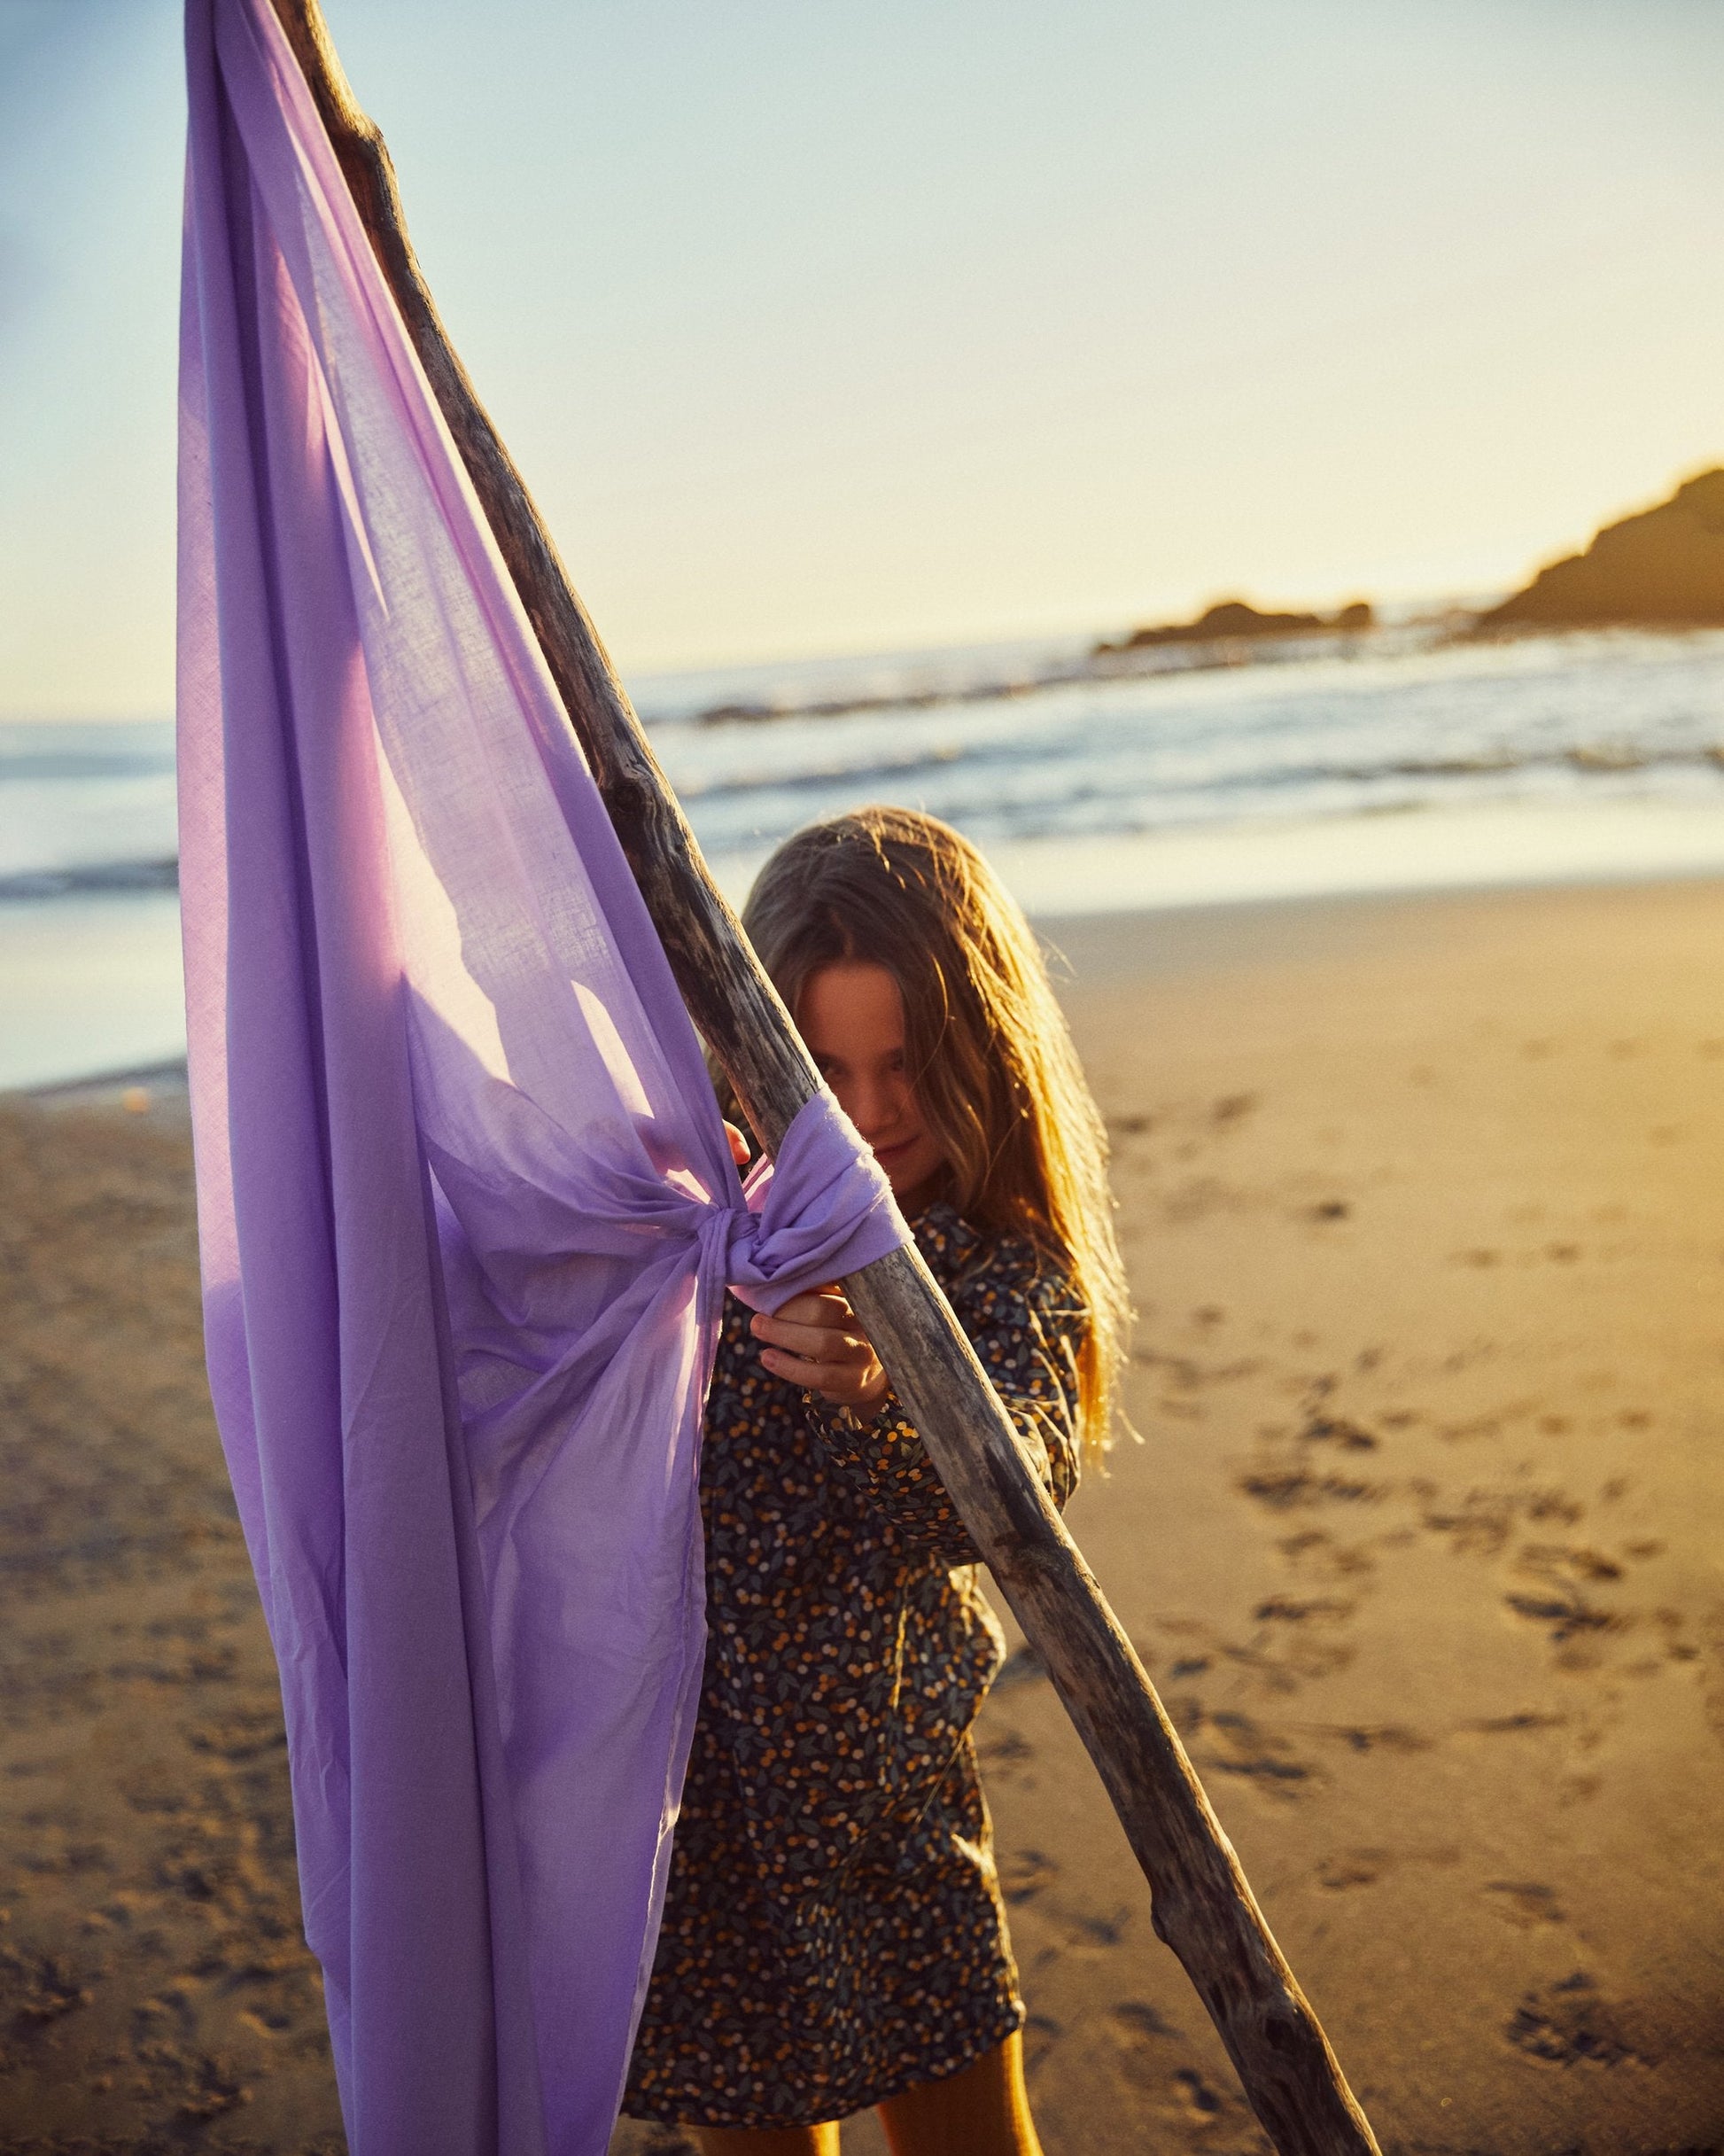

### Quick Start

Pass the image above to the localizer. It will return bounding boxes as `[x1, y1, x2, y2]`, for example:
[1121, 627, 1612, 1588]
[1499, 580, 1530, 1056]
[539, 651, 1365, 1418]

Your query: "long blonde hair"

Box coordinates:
[738, 806, 1129, 1455]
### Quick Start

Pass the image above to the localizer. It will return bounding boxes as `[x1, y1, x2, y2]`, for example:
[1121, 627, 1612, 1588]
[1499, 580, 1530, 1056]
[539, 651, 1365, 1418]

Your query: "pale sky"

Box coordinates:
[3, 0, 1723, 714]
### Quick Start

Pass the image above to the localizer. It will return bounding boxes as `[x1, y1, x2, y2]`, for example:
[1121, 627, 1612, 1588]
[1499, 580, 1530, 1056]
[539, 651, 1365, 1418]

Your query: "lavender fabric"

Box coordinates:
[176, 4, 909, 2150]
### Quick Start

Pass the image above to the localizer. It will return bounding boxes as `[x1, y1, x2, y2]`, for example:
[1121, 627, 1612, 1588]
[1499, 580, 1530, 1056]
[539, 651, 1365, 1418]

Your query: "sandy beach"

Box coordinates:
[4, 876, 1722, 2152]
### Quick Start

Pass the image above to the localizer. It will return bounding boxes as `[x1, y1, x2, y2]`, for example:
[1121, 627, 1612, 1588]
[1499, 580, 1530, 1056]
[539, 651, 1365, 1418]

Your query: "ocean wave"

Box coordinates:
[11, 743, 1724, 893]
[9, 630, 1724, 890]
[656, 625, 1433, 731]
[0, 859, 181, 902]
[672, 737, 1724, 817]
[0, 750, 175, 783]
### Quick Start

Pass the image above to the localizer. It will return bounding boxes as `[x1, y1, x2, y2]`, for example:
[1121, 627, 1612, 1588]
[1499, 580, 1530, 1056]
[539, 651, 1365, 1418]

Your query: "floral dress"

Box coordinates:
[621, 1201, 1083, 2131]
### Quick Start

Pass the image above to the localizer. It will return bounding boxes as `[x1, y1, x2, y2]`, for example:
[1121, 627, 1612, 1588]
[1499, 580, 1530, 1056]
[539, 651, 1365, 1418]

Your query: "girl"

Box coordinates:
[622, 807, 1129, 2156]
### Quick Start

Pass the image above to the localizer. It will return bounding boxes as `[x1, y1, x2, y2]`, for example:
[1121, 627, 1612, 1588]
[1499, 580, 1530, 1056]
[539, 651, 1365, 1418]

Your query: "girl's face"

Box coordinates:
[798, 961, 946, 1210]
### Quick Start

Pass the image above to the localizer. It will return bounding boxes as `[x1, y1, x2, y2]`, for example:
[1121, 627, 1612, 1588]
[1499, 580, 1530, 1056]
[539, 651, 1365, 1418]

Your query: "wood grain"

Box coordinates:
[258, 4, 1383, 2144]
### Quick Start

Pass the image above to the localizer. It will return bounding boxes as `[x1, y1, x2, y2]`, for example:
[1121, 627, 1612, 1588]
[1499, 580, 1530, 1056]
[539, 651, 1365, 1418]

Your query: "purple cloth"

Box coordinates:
[176, 5, 910, 2150]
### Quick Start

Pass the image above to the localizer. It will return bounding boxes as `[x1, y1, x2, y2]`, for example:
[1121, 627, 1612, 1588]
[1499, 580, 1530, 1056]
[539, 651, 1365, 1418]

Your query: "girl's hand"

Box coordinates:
[723, 1120, 751, 1167]
[751, 1287, 889, 1411]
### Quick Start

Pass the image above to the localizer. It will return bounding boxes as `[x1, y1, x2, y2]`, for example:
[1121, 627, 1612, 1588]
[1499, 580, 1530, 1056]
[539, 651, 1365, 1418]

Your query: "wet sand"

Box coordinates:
[4, 878, 1723, 2152]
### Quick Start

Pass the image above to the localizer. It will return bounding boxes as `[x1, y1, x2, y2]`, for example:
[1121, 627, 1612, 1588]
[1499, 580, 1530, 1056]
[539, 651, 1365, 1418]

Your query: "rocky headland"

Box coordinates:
[687, 467, 1724, 731]
[1480, 468, 1724, 630]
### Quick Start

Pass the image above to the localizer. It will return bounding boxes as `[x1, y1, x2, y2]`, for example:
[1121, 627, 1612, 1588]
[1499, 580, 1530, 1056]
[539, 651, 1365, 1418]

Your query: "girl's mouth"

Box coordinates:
[872, 1138, 915, 1166]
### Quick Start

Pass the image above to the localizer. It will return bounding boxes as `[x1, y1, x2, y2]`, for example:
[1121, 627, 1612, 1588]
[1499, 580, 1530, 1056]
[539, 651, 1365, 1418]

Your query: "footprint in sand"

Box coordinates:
[1503, 1543, 1634, 1647]
[991, 1645, 1047, 1691]
[1520, 1543, 1623, 1584]
[1458, 1710, 1568, 1738]
[975, 1726, 1036, 1777]
[187, 1708, 288, 1763]
[1192, 1709, 1317, 1798]
[997, 1848, 1059, 1905]
[1204, 1611, 1357, 1693]
[1317, 1852, 1387, 1890]
[1485, 1881, 1566, 1928]
[1103, 2005, 1265, 2140]
[1420, 1487, 1582, 1558]
[1504, 1972, 1646, 2067]
[1044, 1903, 1133, 1957]
[128, 2008, 254, 2122]
[1237, 1466, 1385, 1512]
[1316, 1844, 1461, 1891]
[1021, 2011, 1061, 2074]
[1298, 1413, 1378, 1452]
[1277, 1529, 1377, 1582]
[1309, 1724, 1431, 1756]
[1132, 1345, 1262, 1391]
[1252, 1596, 1355, 1625]
[1699, 1604, 1724, 1747]
[1110, 2000, 1183, 2042]
[5, 1950, 94, 2024]
[1169, 2066, 1226, 2121]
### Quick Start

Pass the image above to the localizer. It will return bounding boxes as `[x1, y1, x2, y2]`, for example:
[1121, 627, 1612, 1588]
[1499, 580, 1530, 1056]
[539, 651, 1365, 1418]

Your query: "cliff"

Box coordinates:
[1481, 468, 1724, 629]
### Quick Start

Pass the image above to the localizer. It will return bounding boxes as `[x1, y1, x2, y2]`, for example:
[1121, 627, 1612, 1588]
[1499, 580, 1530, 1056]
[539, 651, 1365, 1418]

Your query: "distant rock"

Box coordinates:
[1094, 595, 1373, 656]
[696, 701, 778, 726]
[1480, 469, 1724, 630]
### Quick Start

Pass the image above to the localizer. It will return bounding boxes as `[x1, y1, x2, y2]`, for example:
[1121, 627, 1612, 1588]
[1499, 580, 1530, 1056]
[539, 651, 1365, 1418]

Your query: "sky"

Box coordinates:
[3, 0, 1723, 715]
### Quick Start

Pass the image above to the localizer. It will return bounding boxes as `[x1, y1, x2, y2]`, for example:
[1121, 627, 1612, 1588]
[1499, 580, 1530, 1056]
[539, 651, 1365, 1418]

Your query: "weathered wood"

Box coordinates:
[261, 4, 1384, 2148]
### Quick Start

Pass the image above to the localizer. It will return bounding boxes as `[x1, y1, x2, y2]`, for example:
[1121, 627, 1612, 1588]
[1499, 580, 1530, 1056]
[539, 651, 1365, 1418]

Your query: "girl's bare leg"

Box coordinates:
[875, 2034, 1044, 2156]
[694, 2125, 842, 2156]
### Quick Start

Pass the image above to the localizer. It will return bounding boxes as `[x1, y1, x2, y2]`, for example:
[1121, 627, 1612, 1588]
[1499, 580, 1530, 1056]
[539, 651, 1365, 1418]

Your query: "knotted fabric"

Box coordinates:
[176, 5, 910, 2152]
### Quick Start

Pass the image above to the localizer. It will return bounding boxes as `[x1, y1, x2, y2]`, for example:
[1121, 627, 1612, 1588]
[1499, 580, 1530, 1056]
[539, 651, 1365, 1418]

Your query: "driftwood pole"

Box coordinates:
[259, 4, 1384, 2147]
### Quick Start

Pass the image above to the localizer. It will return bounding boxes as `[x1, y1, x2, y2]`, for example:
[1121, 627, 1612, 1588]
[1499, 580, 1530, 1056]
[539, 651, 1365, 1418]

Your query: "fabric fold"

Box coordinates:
[726, 1091, 905, 1314]
[176, 4, 910, 2152]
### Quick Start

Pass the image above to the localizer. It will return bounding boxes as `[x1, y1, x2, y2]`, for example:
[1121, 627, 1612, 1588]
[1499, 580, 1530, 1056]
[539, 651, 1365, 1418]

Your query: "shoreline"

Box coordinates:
[18, 855, 1724, 1101]
[26, 1055, 192, 1109]
[11, 797, 1724, 1096]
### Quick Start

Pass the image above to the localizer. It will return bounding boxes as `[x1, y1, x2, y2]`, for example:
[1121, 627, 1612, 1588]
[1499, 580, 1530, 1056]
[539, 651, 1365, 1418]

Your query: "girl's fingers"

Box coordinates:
[751, 1311, 871, 1363]
[769, 1288, 851, 1327]
[758, 1348, 850, 1391]
[751, 1292, 887, 1405]
[722, 1120, 752, 1167]
[757, 1346, 886, 1405]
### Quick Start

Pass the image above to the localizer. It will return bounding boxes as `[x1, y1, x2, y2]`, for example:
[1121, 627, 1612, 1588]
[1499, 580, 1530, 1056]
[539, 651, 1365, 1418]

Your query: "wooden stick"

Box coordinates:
[260, 5, 1384, 2147]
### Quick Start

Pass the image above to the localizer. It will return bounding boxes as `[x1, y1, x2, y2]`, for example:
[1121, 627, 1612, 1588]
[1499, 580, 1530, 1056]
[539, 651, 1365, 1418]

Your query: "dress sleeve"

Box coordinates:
[801, 1238, 1083, 1562]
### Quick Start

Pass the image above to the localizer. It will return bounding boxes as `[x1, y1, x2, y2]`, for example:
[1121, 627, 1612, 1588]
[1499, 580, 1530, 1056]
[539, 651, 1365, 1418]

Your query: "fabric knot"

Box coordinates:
[720, 1092, 910, 1315]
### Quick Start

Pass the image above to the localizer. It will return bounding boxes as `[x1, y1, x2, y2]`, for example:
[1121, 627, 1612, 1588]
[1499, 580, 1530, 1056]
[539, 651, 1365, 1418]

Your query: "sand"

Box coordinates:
[0, 1078, 339, 2153]
[4, 877, 1722, 2153]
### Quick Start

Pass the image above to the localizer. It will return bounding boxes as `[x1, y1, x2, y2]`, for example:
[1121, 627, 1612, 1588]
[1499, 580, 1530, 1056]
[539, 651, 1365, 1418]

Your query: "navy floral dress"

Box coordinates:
[622, 1201, 1083, 2131]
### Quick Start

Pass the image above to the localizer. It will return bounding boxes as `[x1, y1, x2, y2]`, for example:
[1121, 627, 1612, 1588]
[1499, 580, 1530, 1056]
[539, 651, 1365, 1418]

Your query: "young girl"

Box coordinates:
[622, 807, 1129, 2156]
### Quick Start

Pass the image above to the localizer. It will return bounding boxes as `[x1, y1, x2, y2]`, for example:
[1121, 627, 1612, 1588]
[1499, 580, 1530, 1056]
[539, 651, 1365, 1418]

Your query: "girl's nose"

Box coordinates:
[844, 1081, 883, 1137]
[845, 1073, 902, 1141]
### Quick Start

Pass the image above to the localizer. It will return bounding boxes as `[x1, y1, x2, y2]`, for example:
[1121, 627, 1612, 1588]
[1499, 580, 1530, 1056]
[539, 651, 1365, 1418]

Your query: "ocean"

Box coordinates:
[8, 622, 1724, 1090]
